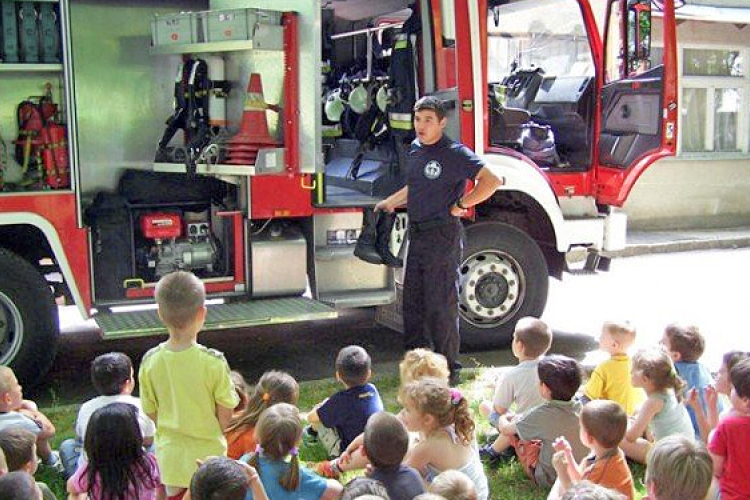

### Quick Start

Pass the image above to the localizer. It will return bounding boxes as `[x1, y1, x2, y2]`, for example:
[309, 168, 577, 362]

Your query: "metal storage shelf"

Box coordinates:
[153, 162, 256, 176]
[149, 39, 280, 56]
[0, 64, 63, 72]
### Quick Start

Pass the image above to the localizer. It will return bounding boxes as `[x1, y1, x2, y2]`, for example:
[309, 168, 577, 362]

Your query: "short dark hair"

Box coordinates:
[730, 358, 750, 399]
[581, 400, 627, 449]
[0, 471, 39, 500]
[341, 477, 390, 500]
[364, 412, 409, 468]
[514, 317, 553, 358]
[724, 351, 750, 373]
[91, 352, 133, 396]
[336, 345, 371, 387]
[413, 96, 446, 120]
[0, 428, 36, 471]
[538, 355, 581, 401]
[664, 324, 705, 362]
[190, 457, 249, 500]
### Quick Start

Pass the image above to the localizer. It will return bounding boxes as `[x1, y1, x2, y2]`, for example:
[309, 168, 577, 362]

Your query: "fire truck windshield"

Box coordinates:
[487, 0, 594, 81]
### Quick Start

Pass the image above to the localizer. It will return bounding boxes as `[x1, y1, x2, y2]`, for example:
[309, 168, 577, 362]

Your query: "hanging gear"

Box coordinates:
[354, 209, 403, 268]
[155, 57, 213, 177]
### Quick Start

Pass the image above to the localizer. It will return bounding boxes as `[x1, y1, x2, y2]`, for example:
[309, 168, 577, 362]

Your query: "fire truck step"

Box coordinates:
[95, 297, 337, 339]
[318, 289, 396, 309]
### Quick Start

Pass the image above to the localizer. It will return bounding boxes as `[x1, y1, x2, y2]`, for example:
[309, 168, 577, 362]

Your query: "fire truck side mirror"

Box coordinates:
[626, 0, 652, 74]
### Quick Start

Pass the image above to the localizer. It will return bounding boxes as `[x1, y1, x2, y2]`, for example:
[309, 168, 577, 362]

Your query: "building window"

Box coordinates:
[678, 46, 747, 155]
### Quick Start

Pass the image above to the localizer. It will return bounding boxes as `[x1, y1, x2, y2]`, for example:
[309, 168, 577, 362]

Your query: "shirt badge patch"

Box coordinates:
[424, 160, 442, 180]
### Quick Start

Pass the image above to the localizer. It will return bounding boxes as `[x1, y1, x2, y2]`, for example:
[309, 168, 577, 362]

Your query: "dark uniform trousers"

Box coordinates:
[402, 217, 463, 373]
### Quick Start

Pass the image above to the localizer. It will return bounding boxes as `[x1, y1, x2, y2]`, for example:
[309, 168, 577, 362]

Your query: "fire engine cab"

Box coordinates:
[0, 0, 678, 385]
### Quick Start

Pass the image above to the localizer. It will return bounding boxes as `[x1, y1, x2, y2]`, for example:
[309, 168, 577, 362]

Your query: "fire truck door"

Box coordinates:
[594, 0, 678, 206]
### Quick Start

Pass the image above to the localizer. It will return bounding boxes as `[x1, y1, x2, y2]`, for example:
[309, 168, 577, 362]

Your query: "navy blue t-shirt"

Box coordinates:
[406, 135, 485, 223]
[316, 383, 384, 451]
[369, 465, 426, 500]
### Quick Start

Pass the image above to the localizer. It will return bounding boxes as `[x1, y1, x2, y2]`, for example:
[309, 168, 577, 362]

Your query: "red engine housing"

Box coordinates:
[141, 213, 182, 240]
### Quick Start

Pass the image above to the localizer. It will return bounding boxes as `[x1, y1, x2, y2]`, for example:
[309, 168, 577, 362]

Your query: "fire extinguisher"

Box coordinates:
[41, 123, 69, 189]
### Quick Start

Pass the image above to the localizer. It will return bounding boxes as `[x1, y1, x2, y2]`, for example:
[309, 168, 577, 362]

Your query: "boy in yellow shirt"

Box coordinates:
[139, 271, 239, 499]
[583, 321, 644, 415]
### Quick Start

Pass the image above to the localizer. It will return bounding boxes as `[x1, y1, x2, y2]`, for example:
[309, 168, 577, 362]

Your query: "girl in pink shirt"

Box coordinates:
[68, 402, 161, 500]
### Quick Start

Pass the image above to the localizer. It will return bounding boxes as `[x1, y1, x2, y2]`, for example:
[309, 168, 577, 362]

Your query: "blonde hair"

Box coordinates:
[0, 367, 15, 395]
[603, 320, 636, 342]
[399, 378, 474, 445]
[399, 349, 450, 385]
[645, 436, 712, 500]
[154, 271, 205, 329]
[226, 371, 298, 434]
[249, 403, 301, 491]
[632, 348, 686, 401]
[429, 470, 477, 500]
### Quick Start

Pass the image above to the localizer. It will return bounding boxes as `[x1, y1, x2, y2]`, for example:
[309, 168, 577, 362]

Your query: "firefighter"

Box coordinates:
[375, 96, 503, 385]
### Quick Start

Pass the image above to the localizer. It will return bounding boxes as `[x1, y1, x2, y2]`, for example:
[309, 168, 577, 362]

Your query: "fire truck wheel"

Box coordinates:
[0, 249, 59, 387]
[458, 222, 548, 349]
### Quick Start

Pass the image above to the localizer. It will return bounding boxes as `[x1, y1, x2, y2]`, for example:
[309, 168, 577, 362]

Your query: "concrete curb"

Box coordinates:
[611, 228, 750, 258]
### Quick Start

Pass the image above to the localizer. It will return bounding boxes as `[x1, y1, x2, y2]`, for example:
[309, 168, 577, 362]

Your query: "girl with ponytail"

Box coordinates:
[621, 347, 694, 464]
[398, 378, 489, 500]
[242, 403, 342, 500]
[226, 371, 299, 459]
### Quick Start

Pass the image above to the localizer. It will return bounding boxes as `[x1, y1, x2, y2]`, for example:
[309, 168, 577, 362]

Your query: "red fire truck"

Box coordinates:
[0, 0, 677, 385]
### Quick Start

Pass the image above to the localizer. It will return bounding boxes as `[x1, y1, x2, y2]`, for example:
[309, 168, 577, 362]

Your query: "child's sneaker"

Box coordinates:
[45, 450, 65, 473]
[303, 425, 319, 445]
[314, 459, 341, 479]
[479, 443, 515, 467]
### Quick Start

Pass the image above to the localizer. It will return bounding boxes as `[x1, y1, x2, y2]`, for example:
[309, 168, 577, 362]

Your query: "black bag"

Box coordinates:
[85, 193, 133, 302]
[117, 169, 227, 205]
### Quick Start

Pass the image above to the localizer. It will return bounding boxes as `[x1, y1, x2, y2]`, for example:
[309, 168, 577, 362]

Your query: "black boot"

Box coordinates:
[376, 212, 403, 268]
[354, 209, 383, 265]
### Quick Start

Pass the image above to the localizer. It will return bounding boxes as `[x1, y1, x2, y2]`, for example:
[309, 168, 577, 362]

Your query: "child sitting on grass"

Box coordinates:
[307, 345, 384, 459]
[549, 400, 633, 499]
[67, 403, 160, 500]
[429, 470, 477, 500]
[60, 352, 155, 478]
[493, 355, 587, 488]
[0, 366, 60, 471]
[399, 378, 489, 500]
[479, 317, 552, 464]
[317, 348, 448, 478]
[620, 348, 693, 464]
[582, 321, 643, 416]
[0, 427, 56, 499]
[645, 435, 712, 500]
[364, 412, 425, 500]
[708, 357, 750, 500]
[243, 403, 342, 500]
[687, 350, 749, 442]
[661, 323, 722, 438]
[186, 456, 267, 500]
[225, 371, 299, 459]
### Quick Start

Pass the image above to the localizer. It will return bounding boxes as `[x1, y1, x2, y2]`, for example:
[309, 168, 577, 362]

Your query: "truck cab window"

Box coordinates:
[486, 0, 596, 170]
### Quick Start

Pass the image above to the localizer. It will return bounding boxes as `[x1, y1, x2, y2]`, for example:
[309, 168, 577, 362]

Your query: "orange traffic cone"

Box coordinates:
[225, 73, 279, 165]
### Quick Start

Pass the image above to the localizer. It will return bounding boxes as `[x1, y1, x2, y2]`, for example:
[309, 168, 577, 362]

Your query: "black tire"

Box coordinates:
[459, 222, 548, 349]
[0, 248, 59, 387]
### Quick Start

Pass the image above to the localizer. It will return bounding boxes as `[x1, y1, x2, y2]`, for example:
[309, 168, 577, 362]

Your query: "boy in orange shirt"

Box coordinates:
[549, 400, 634, 500]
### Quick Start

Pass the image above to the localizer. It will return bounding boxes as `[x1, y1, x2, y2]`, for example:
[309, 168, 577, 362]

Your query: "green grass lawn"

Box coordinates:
[37, 369, 646, 499]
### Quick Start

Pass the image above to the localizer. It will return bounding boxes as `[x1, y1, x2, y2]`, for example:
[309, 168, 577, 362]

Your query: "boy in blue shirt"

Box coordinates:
[661, 323, 722, 438]
[307, 345, 384, 459]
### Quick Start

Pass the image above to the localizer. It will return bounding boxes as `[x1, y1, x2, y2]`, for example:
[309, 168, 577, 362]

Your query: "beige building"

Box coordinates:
[625, 1, 750, 229]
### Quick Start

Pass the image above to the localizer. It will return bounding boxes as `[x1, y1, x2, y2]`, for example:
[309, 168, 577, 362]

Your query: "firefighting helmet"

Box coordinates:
[348, 83, 371, 115]
[324, 88, 346, 122]
[376, 84, 389, 113]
